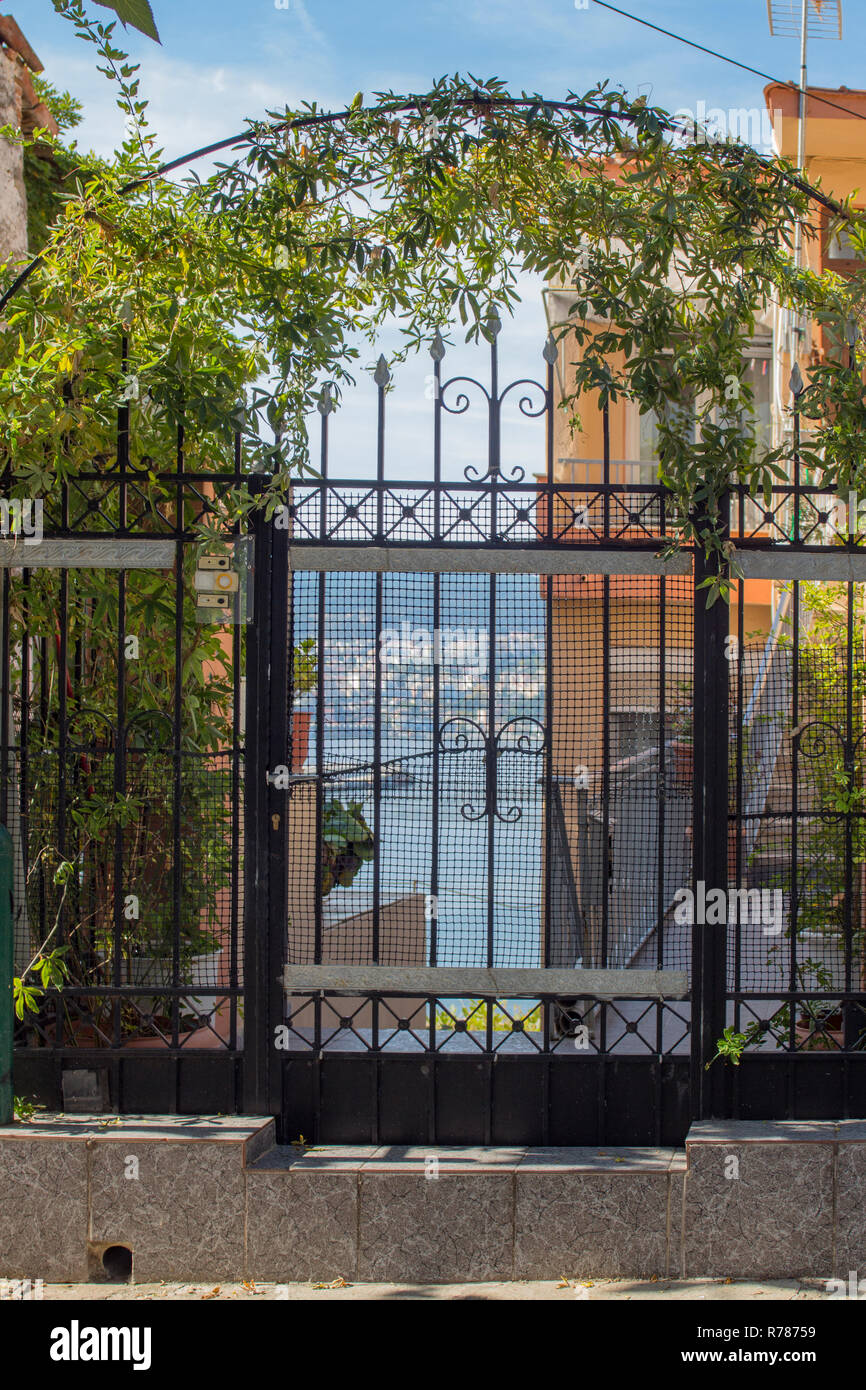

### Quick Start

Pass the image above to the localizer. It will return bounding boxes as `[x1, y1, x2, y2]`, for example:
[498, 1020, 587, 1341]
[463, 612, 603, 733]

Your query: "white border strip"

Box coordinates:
[283, 964, 689, 999]
[288, 546, 691, 576]
[0, 539, 176, 569]
[734, 549, 866, 581]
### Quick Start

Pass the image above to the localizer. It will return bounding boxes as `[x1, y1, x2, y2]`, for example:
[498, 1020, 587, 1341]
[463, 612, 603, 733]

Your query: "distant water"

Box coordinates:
[295, 571, 546, 968]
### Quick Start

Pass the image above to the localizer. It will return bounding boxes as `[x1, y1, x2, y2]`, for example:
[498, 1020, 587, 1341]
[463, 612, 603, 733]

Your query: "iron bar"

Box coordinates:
[691, 500, 731, 1119]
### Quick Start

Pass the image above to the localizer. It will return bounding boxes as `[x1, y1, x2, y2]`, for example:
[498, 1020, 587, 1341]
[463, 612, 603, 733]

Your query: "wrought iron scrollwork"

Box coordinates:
[500, 378, 548, 419]
[437, 714, 546, 823]
[444, 371, 547, 486]
[495, 715, 546, 755]
[439, 376, 489, 419]
[792, 718, 866, 768]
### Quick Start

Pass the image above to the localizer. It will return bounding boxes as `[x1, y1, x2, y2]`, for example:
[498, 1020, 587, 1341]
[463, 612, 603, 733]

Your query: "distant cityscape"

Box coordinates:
[295, 573, 546, 747]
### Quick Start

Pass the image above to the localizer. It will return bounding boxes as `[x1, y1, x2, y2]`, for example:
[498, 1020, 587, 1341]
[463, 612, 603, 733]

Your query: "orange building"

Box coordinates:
[534, 90, 866, 967]
[540, 84, 866, 778]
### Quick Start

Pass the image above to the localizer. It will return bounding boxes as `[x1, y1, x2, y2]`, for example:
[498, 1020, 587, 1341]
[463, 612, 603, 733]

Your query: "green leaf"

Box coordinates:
[93, 0, 161, 42]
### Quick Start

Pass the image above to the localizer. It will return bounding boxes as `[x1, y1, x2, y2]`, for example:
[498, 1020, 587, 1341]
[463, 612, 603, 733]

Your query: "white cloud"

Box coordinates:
[290, 0, 329, 48]
[38, 41, 344, 166]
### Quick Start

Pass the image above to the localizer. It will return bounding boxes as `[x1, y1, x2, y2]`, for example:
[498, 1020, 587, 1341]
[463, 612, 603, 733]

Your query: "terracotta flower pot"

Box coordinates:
[795, 1012, 844, 1051]
[62, 1023, 102, 1048]
[121, 1000, 235, 1051]
[121, 1025, 207, 1050]
[671, 740, 693, 788]
[291, 711, 312, 771]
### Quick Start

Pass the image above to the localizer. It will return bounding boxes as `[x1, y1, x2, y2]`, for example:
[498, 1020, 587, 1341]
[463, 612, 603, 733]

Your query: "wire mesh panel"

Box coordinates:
[289, 570, 549, 970]
[728, 578, 866, 1057]
[284, 566, 694, 1062]
[549, 573, 694, 974]
[4, 551, 247, 1107]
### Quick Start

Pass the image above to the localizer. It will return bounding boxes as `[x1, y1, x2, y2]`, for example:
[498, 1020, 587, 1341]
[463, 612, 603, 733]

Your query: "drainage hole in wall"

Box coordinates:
[101, 1245, 133, 1282]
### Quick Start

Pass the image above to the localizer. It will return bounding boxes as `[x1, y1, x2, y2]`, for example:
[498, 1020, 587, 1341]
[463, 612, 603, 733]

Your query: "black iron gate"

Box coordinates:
[268, 334, 700, 1145]
[10, 331, 866, 1140]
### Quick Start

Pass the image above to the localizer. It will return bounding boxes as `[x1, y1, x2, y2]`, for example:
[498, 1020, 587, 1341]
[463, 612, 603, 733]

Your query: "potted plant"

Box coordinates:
[795, 984, 846, 1051]
[708, 961, 850, 1066]
[669, 682, 693, 787]
[292, 638, 317, 770]
[321, 798, 374, 896]
[102, 918, 223, 1032]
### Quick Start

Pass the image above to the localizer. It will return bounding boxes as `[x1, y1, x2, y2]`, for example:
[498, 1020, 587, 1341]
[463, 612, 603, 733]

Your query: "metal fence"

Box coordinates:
[4, 376, 251, 1114]
[8, 327, 866, 1141]
[723, 577, 866, 1119]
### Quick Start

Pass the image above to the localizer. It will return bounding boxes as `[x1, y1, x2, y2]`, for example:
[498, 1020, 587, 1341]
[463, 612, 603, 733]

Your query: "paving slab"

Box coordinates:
[27, 1277, 831, 1301]
[518, 1146, 680, 1171]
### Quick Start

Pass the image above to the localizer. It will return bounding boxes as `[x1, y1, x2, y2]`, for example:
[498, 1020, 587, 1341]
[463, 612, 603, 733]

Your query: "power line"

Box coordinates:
[592, 0, 866, 125]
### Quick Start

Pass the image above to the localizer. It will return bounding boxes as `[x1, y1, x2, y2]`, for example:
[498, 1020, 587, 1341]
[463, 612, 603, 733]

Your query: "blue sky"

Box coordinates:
[22, 0, 864, 164]
[17, 0, 865, 477]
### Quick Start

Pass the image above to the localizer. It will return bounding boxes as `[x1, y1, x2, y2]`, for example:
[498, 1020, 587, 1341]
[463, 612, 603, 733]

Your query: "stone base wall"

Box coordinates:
[0, 1117, 861, 1284]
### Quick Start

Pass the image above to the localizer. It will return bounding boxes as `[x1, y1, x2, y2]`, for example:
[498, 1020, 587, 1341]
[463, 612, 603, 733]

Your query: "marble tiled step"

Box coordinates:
[249, 1144, 685, 1171]
[245, 1144, 686, 1283]
[683, 1120, 866, 1279]
[0, 1114, 275, 1282]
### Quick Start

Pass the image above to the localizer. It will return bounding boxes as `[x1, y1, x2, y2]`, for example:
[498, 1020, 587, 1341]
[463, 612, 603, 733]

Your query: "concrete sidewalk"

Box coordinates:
[25, 1276, 831, 1301]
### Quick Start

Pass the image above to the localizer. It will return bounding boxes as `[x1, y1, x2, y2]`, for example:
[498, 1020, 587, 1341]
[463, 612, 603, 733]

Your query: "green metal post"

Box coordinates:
[0, 825, 13, 1125]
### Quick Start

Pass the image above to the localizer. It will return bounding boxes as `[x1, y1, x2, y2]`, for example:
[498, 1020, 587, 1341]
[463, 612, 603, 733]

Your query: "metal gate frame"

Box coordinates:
[256, 336, 706, 1146]
[11, 329, 866, 1139]
[256, 338, 866, 1143]
[268, 541, 696, 1145]
[7, 377, 251, 1115]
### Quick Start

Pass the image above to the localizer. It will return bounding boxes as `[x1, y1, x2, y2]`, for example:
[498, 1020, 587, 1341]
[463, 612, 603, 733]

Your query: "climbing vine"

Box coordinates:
[1, 0, 864, 586]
